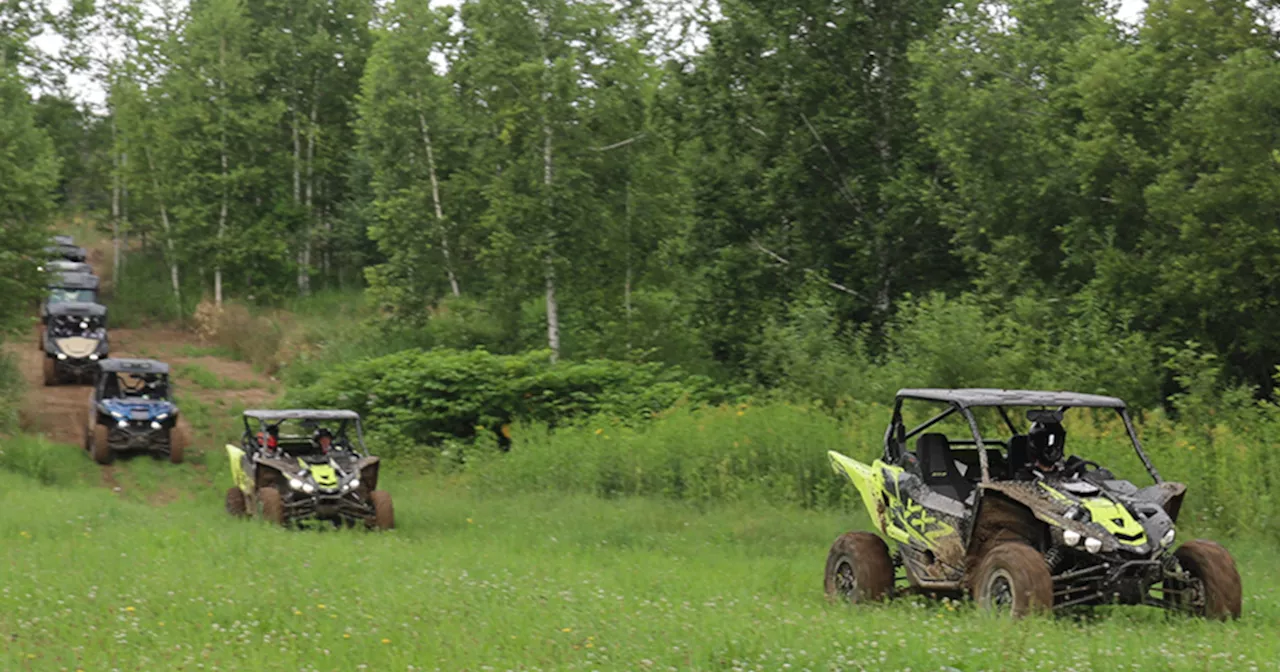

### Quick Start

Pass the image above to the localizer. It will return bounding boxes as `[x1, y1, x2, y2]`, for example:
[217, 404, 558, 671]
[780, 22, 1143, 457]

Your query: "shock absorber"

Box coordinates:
[1044, 545, 1065, 573]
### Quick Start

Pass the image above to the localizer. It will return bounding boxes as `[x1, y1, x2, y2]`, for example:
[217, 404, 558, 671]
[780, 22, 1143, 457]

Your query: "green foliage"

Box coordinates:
[469, 402, 873, 508]
[287, 347, 739, 445]
[0, 66, 57, 337]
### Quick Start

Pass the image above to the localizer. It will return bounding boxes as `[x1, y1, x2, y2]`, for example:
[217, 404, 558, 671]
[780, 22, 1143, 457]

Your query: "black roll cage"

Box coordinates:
[241, 414, 368, 457]
[886, 396, 1162, 485]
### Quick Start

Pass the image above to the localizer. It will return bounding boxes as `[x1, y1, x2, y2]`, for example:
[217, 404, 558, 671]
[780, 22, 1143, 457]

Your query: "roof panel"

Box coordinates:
[896, 388, 1126, 408]
[47, 301, 107, 316]
[99, 358, 170, 374]
[243, 409, 361, 421]
[49, 272, 99, 289]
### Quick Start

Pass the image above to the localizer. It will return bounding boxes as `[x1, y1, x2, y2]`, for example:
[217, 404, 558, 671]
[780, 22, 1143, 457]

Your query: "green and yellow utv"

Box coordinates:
[225, 409, 394, 530]
[826, 389, 1241, 619]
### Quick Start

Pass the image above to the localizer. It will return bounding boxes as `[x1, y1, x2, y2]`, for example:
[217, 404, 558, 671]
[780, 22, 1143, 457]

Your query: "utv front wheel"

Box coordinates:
[259, 487, 286, 526]
[824, 531, 894, 603]
[225, 487, 247, 517]
[370, 490, 395, 530]
[91, 425, 113, 464]
[1168, 540, 1242, 620]
[168, 421, 190, 464]
[972, 542, 1053, 618]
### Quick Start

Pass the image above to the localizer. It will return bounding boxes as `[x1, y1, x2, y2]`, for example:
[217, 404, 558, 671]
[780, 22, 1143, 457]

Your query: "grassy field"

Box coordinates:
[1, 438, 1278, 671]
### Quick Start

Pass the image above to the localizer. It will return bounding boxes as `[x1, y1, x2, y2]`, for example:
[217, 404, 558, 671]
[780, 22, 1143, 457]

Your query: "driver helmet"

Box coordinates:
[1028, 420, 1066, 467]
[312, 427, 334, 451]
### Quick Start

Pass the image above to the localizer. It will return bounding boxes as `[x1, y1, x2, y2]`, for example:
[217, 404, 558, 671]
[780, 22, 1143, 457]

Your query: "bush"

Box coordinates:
[287, 347, 742, 445]
[466, 402, 884, 508]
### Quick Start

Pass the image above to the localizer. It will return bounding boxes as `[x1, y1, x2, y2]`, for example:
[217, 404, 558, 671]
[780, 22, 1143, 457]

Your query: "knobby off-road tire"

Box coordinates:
[168, 419, 191, 464]
[370, 490, 395, 530]
[259, 487, 286, 526]
[824, 531, 894, 603]
[225, 487, 247, 517]
[972, 542, 1053, 618]
[42, 358, 56, 386]
[36, 326, 44, 351]
[91, 424, 113, 465]
[1169, 539, 1242, 620]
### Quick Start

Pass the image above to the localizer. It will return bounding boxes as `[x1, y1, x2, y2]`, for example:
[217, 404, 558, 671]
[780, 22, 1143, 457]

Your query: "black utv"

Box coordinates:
[39, 272, 101, 351]
[46, 243, 87, 263]
[42, 302, 109, 385]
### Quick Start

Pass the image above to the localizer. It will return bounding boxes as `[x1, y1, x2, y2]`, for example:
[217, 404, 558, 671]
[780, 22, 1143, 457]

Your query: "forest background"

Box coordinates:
[5, 0, 1280, 533]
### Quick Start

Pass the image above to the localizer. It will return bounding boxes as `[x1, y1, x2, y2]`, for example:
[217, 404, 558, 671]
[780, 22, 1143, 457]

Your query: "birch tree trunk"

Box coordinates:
[624, 179, 632, 352]
[543, 120, 560, 362]
[110, 118, 121, 283]
[292, 109, 305, 294]
[144, 146, 182, 314]
[417, 111, 460, 297]
[214, 36, 228, 307]
[300, 95, 316, 295]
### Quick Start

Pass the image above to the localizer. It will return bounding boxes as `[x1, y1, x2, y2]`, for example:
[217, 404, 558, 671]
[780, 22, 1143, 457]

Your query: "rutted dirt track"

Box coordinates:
[7, 240, 278, 457]
[9, 326, 277, 447]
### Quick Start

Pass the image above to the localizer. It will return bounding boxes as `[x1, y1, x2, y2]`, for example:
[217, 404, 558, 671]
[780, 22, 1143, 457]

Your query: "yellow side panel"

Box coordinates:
[828, 451, 908, 543]
[226, 444, 250, 492]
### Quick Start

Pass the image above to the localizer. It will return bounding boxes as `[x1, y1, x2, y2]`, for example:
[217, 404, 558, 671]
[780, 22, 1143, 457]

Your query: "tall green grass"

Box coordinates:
[1, 458, 1277, 671]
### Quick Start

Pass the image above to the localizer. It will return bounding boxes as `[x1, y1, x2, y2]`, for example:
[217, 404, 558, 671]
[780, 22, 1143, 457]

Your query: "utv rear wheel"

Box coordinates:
[824, 531, 894, 603]
[225, 487, 247, 517]
[1169, 540, 1242, 620]
[91, 424, 113, 465]
[42, 358, 56, 386]
[259, 487, 285, 526]
[972, 542, 1053, 618]
[370, 490, 395, 530]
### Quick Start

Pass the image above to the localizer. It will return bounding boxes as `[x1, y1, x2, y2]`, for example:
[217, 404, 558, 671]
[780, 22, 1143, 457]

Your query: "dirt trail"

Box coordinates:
[7, 234, 279, 464]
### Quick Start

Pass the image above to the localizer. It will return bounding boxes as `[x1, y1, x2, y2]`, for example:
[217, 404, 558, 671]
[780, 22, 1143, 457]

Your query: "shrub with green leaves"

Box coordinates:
[287, 347, 741, 445]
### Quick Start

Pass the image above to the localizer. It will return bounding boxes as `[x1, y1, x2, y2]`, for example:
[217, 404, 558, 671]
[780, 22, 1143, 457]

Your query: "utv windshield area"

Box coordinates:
[47, 305, 107, 338]
[241, 410, 366, 458]
[48, 287, 98, 304]
[886, 389, 1162, 493]
[103, 372, 171, 400]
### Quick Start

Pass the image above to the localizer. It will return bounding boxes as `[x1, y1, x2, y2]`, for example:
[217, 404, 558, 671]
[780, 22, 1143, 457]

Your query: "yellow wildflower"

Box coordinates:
[125, 606, 135, 612]
[561, 627, 572, 633]
[382, 638, 391, 644]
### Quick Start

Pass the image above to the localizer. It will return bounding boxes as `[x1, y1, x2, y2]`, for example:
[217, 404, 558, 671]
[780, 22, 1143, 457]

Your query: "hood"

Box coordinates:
[54, 336, 105, 358]
[983, 479, 1177, 556]
[101, 398, 176, 421]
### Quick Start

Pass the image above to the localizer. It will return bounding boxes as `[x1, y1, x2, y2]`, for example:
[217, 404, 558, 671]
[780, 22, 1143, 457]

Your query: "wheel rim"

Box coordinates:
[834, 557, 858, 599]
[985, 568, 1015, 613]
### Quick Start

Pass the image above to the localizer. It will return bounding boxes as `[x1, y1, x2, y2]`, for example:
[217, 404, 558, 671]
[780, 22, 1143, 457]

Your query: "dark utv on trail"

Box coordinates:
[41, 302, 109, 385]
[225, 410, 394, 530]
[84, 359, 188, 465]
[46, 242, 87, 263]
[825, 388, 1242, 619]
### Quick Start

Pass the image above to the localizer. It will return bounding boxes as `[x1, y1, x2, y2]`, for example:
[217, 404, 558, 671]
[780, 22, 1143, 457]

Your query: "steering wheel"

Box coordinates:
[1064, 458, 1101, 478]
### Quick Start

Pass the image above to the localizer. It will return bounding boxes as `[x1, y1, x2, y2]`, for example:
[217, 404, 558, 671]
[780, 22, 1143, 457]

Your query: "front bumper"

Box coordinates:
[1053, 553, 1195, 611]
[283, 490, 374, 525]
[106, 420, 173, 452]
[52, 356, 101, 378]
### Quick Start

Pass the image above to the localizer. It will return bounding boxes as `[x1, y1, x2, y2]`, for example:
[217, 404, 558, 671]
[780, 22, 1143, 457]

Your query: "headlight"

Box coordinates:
[57, 353, 68, 360]
[89, 354, 99, 361]
[289, 478, 304, 490]
[116, 420, 128, 428]
[302, 483, 316, 494]
[350, 478, 360, 489]
[155, 413, 169, 421]
[1085, 537, 1102, 554]
[110, 411, 123, 419]
[1063, 530, 1081, 547]
[150, 421, 161, 430]
[1162, 529, 1176, 547]
[80, 321, 88, 329]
